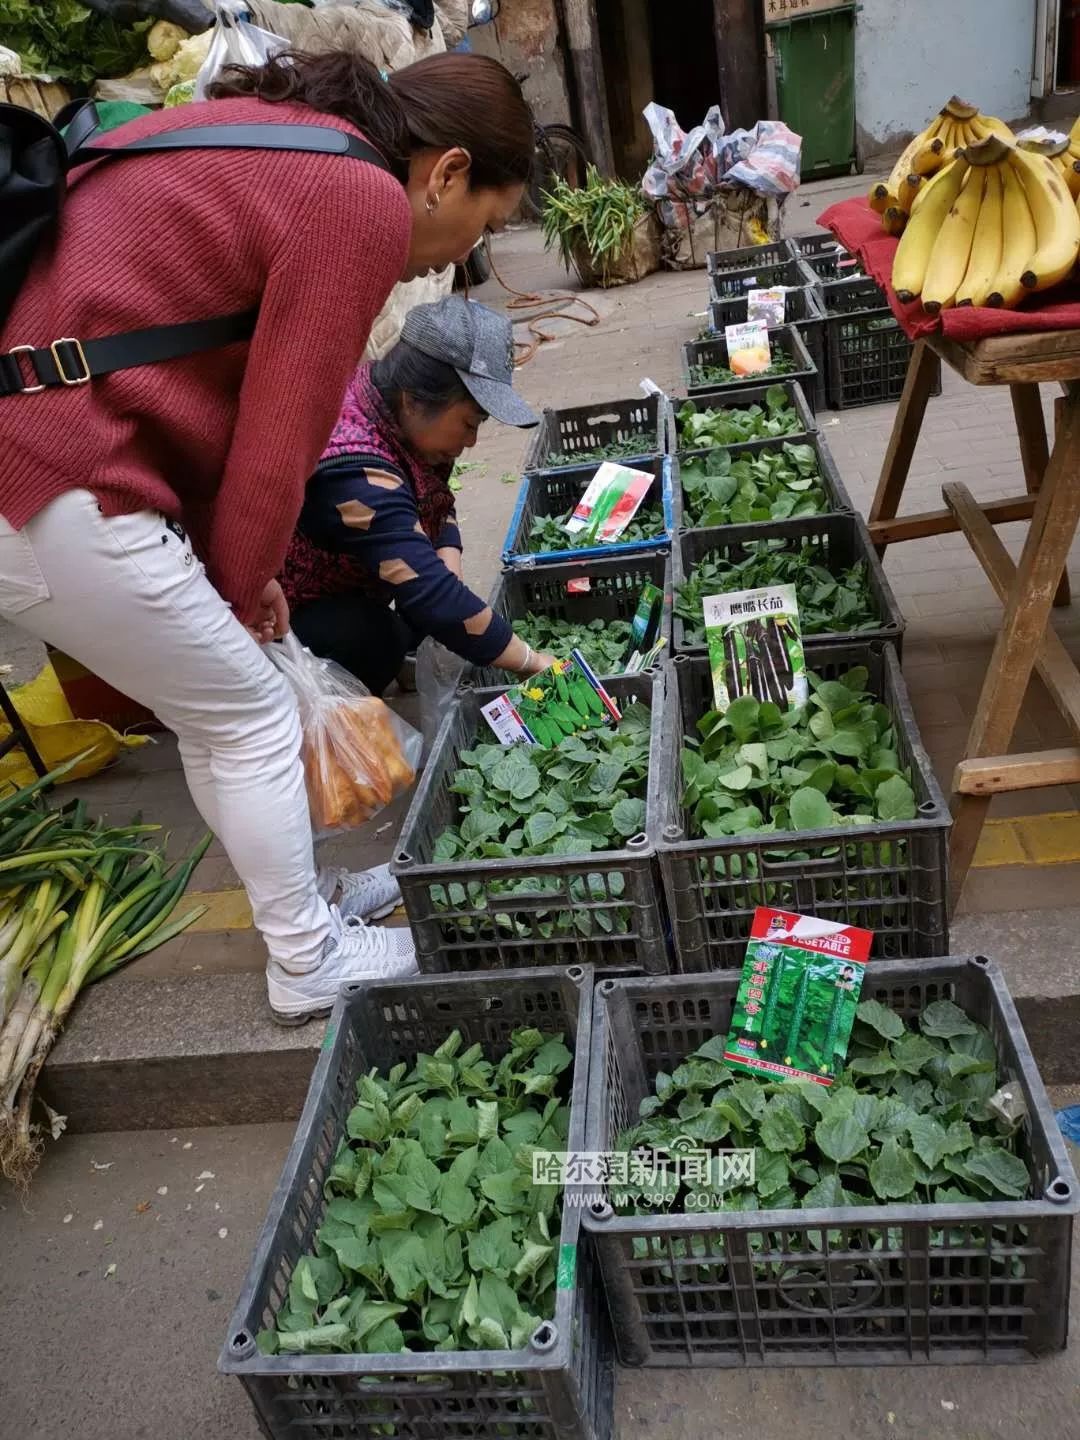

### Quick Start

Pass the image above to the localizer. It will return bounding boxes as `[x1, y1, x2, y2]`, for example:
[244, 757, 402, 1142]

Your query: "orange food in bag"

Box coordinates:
[303, 696, 415, 833]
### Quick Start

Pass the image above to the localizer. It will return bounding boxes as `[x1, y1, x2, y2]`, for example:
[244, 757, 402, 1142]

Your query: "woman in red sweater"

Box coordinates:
[0, 49, 533, 1023]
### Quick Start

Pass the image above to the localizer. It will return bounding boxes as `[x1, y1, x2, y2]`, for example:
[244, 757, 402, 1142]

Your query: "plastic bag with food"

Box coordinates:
[269, 635, 422, 835]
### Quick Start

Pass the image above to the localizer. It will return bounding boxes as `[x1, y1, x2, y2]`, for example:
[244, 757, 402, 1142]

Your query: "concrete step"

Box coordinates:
[38, 907, 1080, 1133]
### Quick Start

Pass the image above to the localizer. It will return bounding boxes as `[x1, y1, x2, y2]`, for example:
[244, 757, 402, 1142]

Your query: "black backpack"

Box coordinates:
[0, 99, 389, 398]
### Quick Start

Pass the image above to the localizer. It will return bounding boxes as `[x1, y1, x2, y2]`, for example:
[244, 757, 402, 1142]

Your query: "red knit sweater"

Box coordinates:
[0, 98, 412, 622]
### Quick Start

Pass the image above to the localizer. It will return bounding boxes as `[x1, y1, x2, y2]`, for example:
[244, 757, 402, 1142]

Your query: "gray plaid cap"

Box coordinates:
[400, 296, 538, 428]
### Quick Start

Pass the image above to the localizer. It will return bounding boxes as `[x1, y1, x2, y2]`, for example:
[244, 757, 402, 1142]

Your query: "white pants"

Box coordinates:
[0, 490, 330, 972]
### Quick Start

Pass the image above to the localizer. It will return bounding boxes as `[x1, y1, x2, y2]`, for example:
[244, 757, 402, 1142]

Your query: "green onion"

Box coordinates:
[0, 763, 209, 1186]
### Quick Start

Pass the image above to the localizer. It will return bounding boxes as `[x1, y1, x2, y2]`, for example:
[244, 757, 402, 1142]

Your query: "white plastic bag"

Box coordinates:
[415, 637, 465, 759]
[194, 1, 287, 101]
[269, 635, 422, 836]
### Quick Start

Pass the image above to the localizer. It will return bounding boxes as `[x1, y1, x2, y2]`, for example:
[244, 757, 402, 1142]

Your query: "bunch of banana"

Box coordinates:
[891, 132, 1080, 313]
[1018, 132, 1080, 199]
[868, 97, 1015, 237]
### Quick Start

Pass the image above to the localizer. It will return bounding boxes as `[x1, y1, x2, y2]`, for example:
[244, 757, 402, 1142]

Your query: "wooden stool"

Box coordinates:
[866, 332, 1080, 913]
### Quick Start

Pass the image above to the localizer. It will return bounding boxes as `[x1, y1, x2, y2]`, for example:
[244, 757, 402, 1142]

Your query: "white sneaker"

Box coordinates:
[267, 906, 418, 1026]
[320, 863, 402, 922]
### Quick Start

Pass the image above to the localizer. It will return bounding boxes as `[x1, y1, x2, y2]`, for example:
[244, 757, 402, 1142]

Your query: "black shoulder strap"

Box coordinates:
[69, 122, 389, 171]
[1, 115, 391, 398]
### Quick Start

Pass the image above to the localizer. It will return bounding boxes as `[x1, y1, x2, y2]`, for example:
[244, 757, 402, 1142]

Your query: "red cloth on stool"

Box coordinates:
[818, 196, 1080, 344]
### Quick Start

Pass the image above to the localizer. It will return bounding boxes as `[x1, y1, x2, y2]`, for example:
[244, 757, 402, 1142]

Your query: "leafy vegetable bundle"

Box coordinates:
[0, 1, 153, 83]
[688, 346, 797, 389]
[436, 704, 651, 864]
[675, 538, 879, 647]
[542, 432, 654, 469]
[613, 995, 1028, 1215]
[677, 387, 805, 450]
[514, 613, 634, 677]
[681, 666, 917, 839]
[527, 509, 664, 555]
[681, 442, 831, 529]
[259, 1026, 574, 1356]
[430, 704, 652, 940]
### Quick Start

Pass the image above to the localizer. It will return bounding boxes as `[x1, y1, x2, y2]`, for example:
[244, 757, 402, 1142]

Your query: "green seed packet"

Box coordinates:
[480, 649, 621, 747]
[703, 582, 806, 713]
[622, 581, 666, 673]
[723, 907, 873, 1086]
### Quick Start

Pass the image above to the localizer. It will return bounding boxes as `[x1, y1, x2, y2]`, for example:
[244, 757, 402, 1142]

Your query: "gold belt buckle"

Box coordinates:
[50, 337, 91, 387]
[6, 345, 46, 395]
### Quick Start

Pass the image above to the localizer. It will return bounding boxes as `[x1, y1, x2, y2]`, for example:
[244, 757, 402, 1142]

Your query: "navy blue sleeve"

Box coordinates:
[298, 457, 513, 664]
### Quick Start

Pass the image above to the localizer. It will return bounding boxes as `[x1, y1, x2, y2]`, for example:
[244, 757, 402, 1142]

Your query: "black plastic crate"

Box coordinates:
[464, 551, 672, 689]
[706, 240, 795, 275]
[707, 287, 826, 412]
[674, 381, 818, 450]
[674, 431, 853, 536]
[390, 670, 671, 973]
[708, 257, 813, 303]
[671, 512, 904, 656]
[822, 276, 942, 410]
[502, 456, 673, 569]
[582, 957, 1079, 1367]
[682, 325, 816, 400]
[658, 645, 948, 972]
[794, 232, 865, 284]
[524, 394, 668, 475]
[221, 967, 614, 1438]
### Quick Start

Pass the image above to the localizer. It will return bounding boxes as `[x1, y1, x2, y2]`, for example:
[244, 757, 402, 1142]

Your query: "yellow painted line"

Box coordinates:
[185, 891, 407, 932]
[973, 810, 1080, 869]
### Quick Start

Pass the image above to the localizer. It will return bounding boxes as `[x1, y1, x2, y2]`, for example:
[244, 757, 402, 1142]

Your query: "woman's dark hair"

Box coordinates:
[208, 50, 532, 188]
[371, 339, 471, 420]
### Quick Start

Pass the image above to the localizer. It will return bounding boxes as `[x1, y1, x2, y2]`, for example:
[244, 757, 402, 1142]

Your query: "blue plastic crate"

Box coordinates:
[501, 456, 675, 569]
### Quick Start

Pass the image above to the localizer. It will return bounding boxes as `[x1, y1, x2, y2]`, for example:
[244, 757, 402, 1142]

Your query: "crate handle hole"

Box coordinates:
[585, 411, 621, 426]
[1048, 1177, 1073, 1203]
[530, 1321, 559, 1352]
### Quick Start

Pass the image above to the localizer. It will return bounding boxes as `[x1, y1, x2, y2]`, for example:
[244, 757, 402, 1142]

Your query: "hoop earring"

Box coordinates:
[425, 193, 441, 215]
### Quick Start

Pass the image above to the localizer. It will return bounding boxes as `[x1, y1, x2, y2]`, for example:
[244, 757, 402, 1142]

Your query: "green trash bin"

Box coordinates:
[768, 2, 858, 180]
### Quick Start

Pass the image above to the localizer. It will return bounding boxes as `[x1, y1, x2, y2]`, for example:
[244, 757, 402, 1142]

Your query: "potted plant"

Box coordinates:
[541, 165, 661, 288]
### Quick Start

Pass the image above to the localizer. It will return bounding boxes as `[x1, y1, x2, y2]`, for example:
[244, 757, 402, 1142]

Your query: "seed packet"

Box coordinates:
[724, 319, 772, 377]
[747, 287, 786, 327]
[480, 649, 621, 747]
[622, 581, 666, 673]
[702, 583, 807, 712]
[723, 908, 874, 1086]
[563, 462, 653, 544]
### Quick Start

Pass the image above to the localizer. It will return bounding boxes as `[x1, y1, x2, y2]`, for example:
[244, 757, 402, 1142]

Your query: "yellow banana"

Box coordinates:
[892, 155, 970, 301]
[1057, 153, 1080, 198]
[988, 159, 1037, 307]
[911, 138, 945, 175]
[969, 114, 1015, 144]
[897, 173, 923, 214]
[922, 165, 984, 313]
[955, 164, 1002, 306]
[1009, 146, 1080, 291]
[880, 126, 937, 206]
[882, 207, 907, 237]
[869, 183, 894, 215]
